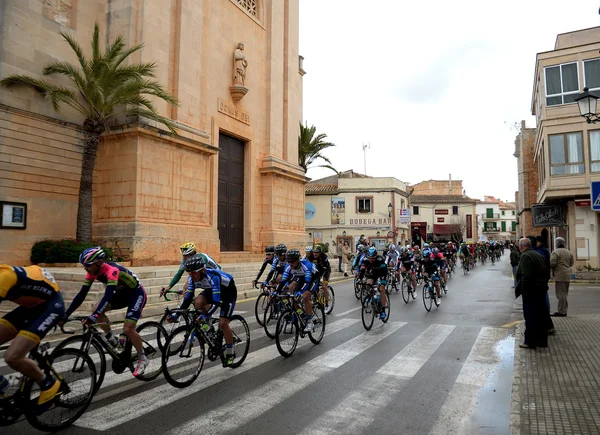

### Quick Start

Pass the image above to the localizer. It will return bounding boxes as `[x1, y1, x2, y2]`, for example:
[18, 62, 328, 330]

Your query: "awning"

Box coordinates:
[433, 224, 454, 234]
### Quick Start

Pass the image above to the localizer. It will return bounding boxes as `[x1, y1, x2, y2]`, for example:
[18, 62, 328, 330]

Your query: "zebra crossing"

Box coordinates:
[6, 306, 514, 435]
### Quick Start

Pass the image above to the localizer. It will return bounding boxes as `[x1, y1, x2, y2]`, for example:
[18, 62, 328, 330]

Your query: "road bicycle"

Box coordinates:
[159, 289, 192, 339]
[161, 305, 250, 388]
[354, 275, 366, 300]
[274, 292, 326, 357]
[316, 282, 335, 315]
[385, 267, 399, 295]
[400, 271, 417, 304]
[361, 281, 390, 331]
[254, 282, 276, 326]
[422, 273, 442, 312]
[0, 342, 96, 431]
[54, 317, 167, 393]
[461, 258, 470, 275]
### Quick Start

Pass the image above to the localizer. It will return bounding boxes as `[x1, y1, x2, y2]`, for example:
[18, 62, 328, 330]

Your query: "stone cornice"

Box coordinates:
[260, 156, 307, 183]
[105, 122, 218, 155]
[0, 103, 82, 131]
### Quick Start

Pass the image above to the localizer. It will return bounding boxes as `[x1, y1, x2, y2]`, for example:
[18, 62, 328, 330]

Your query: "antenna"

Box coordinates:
[362, 142, 370, 176]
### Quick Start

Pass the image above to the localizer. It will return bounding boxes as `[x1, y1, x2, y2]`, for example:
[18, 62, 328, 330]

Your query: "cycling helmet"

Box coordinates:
[388, 244, 395, 250]
[422, 248, 431, 256]
[286, 248, 301, 261]
[184, 254, 206, 272]
[432, 247, 439, 254]
[423, 243, 430, 248]
[366, 247, 377, 258]
[79, 247, 105, 266]
[180, 242, 197, 256]
[275, 244, 287, 255]
[314, 245, 323, 254]
[265, 245, 275, 254]
[304, 246, 314, 253]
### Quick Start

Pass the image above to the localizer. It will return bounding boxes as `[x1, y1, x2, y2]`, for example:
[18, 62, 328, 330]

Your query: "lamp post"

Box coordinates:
[575, 87, 600, 123]
[388, 202, 393, 218]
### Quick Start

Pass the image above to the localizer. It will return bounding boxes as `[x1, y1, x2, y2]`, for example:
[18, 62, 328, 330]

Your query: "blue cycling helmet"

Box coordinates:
[422, 249, 431, 257]
[423, 243, 430, 248]
[366, 247, 377, 258]
[79, 247, 105, 266]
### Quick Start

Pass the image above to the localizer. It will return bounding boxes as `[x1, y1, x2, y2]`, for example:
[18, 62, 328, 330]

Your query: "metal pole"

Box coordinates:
[362, 143, 370, 176]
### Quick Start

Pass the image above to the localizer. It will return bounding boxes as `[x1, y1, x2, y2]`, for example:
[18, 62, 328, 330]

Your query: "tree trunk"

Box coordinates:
[76, 120, 104, 242]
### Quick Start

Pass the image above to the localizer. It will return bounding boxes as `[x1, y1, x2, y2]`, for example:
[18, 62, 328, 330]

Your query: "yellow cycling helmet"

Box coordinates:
[179, 242, 197, 256]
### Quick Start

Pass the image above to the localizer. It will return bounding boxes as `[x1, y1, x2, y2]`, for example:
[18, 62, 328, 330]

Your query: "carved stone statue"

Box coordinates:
[233, 42, 248, 87]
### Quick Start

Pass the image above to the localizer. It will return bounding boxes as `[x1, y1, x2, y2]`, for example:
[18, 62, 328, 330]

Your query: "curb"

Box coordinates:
[510, 322, 523, 435]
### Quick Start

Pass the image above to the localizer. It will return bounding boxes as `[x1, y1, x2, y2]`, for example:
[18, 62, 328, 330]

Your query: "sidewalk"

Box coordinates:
[511, 284, 600, 434]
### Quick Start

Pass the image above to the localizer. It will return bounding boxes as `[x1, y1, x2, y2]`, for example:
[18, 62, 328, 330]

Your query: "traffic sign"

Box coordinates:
[592, 181, 600, 211]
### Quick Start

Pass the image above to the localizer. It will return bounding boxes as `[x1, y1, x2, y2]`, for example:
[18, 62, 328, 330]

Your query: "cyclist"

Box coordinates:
[182, 254, 238, 366]
[432, 247, 448, 290]
[399, 247, 418, 291]
[264, 244, 288, 285]
[160, 242, 221, 297]
[63, 247, 149, 377]
[311, 246, 332, 308]
[0, 265, 64, 407]
[352, 245, 367, 273]
[276, 248, 318, 332]
[252, 246, 275, 288]
[421, 247, 442, 301]
[385, 244, 401, 285]
[459, 242, 471, 270]
[358, 247, 388, 320]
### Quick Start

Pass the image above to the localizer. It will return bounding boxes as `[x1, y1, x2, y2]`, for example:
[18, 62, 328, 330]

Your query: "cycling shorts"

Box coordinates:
[401, 263, 414, 273]
[200, 280, 237, 318]
[0, 292, 65, 344]
[107, 285, 147, 323]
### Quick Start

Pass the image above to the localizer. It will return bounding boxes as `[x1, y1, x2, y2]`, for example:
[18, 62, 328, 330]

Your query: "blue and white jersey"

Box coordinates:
[185, 269, 233, 304]
[277, 259, 316, 292]
[385, 249, 400, 266]
[270, 257, 288, 275]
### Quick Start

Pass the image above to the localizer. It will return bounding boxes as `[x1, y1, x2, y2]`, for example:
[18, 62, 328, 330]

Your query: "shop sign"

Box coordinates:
[435, 209, 449, 215]
[531, 204, 564, 228]
[437, 217, 444, 222]
[399, 209, 410, 224]
[576, 200, 591, 207]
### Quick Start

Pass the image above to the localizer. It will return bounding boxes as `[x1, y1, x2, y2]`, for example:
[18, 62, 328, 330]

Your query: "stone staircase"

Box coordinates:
[1, 258, 347, 322]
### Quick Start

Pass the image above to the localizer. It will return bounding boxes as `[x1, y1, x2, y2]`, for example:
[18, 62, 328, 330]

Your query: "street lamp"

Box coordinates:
[575, 87, 600, 123]
[388, 202, 393, 218]
[342, 230, 346, 236]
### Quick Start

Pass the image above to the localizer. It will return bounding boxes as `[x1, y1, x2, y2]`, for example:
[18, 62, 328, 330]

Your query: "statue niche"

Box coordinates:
[230, 42, 249, 103]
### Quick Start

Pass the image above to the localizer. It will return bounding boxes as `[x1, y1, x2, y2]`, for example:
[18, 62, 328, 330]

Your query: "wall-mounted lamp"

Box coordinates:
[308, 232, 312, 238]
[342, 230, 346, 236]
[388, 202, 393, 218]
[376, 231, 381, 237]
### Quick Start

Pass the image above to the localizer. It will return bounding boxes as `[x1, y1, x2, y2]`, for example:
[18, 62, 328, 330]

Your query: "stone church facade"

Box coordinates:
[0, 0, 306, 264]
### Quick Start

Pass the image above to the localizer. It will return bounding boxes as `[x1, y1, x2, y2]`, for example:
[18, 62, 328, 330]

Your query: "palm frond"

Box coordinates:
[298, 122, 337, 173]
[104, 35, 125, 63]
[114, 43, 144, 68]
[60, 31, 90, 77]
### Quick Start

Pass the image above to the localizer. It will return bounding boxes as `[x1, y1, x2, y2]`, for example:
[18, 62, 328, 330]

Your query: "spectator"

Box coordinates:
[516, 237, 551, 349]
[336, 241, 343, 273]
[342, 241, 351, 277]
[510, 245, 520, 289]
[533, 235, 555, 335]
[550, 237, 574, 317]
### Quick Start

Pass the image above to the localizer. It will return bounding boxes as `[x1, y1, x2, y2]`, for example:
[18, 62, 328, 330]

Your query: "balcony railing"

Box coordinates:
[483, 228, 500, 233]
[480, 213, 501, 219]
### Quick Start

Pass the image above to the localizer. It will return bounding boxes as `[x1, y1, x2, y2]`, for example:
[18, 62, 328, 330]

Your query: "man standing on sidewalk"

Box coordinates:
[550, 237, 574, 317]
[510, 244, 520, 289]
[516, 237, 550, 349]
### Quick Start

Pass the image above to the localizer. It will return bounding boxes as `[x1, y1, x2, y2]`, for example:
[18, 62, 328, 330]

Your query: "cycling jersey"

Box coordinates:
[167, 252, 222, 290]
[182, 269, 237, 318]
[385, 249, 400, 267]
[352, 253, 366, 270]
[276, 259, 316, 293]
[0, 265, 64, 344]
[65, 262, 145, 321]
[0, 265, 59, 307]
[400, 252, 414, 270]
[266, 256, 288, 283]
[358, 256, 388, 281]
[254, 256, 274, 283]
[311, 254, 331, 281]
[422, 255, 441, 275]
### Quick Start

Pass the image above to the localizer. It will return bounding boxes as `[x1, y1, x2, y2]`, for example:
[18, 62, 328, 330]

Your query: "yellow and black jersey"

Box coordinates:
[0, 265, 60, 308]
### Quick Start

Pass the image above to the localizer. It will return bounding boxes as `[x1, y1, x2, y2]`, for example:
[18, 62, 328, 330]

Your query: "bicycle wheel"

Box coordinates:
[423, 284, 432, 312]
[401, 278, 409, 304]
[24, 348, 96, 432]
[134, 321, 167, 381]
[381, 296, 390, 323]
[433, 286, 441, 307]
[228, 314, 250, 368]
[162, 325, 204, 388]
[275, 310, 299, 357]
[325, 286, 335, 315]
[263, 298, 282, 339]
[309, 303, 326, 344]
[361, 296, 375, 331]
[255, 292, 269, 326]
[354, 278, 361, 300]
[360, 284, 368, 305]
[385, 275, 392, 296]
[159, 311, 190, 348]
[51, 334, 106, 394]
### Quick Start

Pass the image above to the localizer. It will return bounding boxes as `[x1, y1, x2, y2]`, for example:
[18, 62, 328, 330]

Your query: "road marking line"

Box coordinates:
[429, 327, 509, 435]
[169, 322, 407, 435]
[75, 318, 359, 430]
[298, 324, 455, 435]
[501, 320, 522, 328]
[334, 306, 361, 317]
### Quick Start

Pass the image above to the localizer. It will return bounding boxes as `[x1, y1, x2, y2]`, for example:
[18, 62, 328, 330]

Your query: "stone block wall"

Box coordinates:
[410, 180, 464, 196]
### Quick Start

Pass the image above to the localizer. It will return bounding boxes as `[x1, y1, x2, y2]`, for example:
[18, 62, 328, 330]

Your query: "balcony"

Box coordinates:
[483, 228, 500, 233]
[480, 213, 501, 220]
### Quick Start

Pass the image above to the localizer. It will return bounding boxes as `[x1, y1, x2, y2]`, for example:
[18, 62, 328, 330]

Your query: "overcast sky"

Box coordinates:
[299, 1, 600, 202]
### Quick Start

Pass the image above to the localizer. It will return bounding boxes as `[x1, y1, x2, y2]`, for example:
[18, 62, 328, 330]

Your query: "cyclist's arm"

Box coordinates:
[64, 278, 94, 318]
[89, 264, 120, 317]
[254, 259, 270, 282]
[167, 267, 185, 290]
[178, 277, 196, 311]
[300, 263, 313, 292]
[275, 266, 291, 292]
[205, 274, 221, 317]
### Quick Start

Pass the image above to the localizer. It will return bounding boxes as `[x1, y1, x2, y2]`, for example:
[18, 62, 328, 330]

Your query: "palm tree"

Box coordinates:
[0, 23, 177, 242]
[298, 122, 337, 174]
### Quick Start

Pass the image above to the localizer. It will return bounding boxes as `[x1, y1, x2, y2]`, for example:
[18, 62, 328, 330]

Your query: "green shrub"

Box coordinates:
[31, 239, 116, 264]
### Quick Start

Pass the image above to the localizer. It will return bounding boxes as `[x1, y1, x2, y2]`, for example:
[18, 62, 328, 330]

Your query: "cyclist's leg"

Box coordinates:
[379, 279, 387, 307]
[219, 285, 237, 360]
[122, 286, 147, 357]
[303, 283, 314, 316]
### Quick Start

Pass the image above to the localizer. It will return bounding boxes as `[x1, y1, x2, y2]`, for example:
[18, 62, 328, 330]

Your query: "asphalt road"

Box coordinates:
[6, 256, 518, 435]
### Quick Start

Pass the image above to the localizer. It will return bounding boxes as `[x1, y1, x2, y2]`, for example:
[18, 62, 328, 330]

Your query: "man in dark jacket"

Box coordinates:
[516, 238, 551, 349]
[510, 245, 520, 289]
[533, 236, 555, 334]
